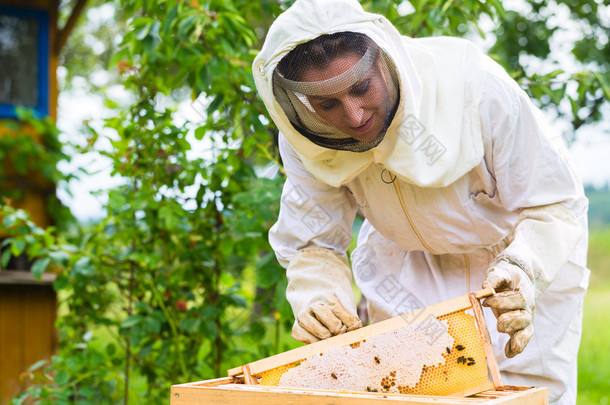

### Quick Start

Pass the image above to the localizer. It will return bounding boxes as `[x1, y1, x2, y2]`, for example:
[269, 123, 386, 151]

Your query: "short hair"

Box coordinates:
[276, 32, 373, 81]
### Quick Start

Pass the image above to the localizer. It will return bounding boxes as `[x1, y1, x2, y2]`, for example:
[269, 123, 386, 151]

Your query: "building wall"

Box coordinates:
[0, 282, 57, 404]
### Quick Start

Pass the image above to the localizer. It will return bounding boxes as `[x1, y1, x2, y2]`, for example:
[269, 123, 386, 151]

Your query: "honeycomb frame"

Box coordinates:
[228, 289, 500, 398]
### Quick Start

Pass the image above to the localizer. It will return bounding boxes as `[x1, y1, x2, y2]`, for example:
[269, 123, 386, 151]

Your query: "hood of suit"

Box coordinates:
[253, 0, 486, 188]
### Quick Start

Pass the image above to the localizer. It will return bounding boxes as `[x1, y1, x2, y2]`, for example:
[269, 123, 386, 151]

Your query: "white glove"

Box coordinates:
[287, 247, 362, 344]
[482, 260, 535, 358]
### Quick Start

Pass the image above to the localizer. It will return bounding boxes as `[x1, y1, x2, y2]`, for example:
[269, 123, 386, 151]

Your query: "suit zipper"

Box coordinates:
[390, 173, 473, 293]
[391, 178, 440, 255]
[464, 253, 471, 293]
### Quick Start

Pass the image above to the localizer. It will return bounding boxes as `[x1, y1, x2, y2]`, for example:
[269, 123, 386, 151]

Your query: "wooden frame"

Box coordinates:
[228, 288, 501, 389]
[172, 289, 549, 404]
[170, 379, 549, 404]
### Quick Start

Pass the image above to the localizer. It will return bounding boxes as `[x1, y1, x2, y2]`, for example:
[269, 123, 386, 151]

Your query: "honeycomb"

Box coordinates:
[258, 309, 489, 396]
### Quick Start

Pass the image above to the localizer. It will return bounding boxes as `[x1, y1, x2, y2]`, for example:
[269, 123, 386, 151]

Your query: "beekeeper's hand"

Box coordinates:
[482, 260, 535, 358]
[292, 295, 363, 343]
[286, 247, 362, 344]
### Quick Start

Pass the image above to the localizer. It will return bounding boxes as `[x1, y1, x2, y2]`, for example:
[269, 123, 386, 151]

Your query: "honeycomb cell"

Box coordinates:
[258, 310, 490, 396]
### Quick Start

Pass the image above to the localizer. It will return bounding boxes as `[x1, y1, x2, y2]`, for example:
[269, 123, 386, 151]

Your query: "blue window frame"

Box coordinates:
[0, 6, 49, 118]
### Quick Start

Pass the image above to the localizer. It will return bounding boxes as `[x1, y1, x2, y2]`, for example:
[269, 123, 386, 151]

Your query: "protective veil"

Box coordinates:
[273, 32, 399, 152]
[257, 1, 590, 404]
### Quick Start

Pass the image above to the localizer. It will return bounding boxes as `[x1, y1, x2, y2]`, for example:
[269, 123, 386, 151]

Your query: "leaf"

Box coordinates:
[194, 126, 207, 141]
[48, 250, 70, 264]
[10, 240, 26, 257]
[159, 206, 178, 229]
[107, 191, 127, 210]
[53, 273, 69, 290]
[226, 293, 247, 308]
[274, 278, 293, 320]
[143, 316, 162, 334]
[54, 370, 69, 386]
[255, 253, 282, 288]
[199, 306, 219, 318]
[31, 257, 51, 279]
[163, 4, 179, 36]
[179, 317, 201, 333]
[202, 320, 218, 339]
[121, 315, 143, 329]
[149, 21, 161, 39]
[73, 257, 94, 277]
[594, 72, 610, 102]
[3, 214, 16, 228]
[106, 343, 117, 357]
[135, 23, 152, 40]
[178, 14, 198, 38]
[246, 321, 266, 341]
[207, 94, 225, 114]
[28, 359, 48, 371]
[1, 249, 11, 268]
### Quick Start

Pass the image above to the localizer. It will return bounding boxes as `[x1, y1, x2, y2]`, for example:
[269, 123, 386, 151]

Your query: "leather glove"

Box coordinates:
[293, 295, 362, 343]
[482, 260, 535, 358]
[286, 247, 363, 344]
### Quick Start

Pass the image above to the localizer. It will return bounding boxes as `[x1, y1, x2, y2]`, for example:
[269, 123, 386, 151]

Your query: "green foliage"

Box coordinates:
[487, 0, 610, 139]
[0, 108, 75, 230]
[58, 0, 126, 92]
[0, 204, 69, 277]
[363, 0, 504, 38]
[13, 1, 290, 403]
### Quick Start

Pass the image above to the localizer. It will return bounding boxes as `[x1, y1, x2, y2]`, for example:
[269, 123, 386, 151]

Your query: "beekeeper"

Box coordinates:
[252, 0, 589, 403]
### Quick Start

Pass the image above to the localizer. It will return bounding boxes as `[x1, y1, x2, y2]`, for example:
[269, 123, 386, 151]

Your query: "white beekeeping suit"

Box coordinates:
[253, 0, 590, 404]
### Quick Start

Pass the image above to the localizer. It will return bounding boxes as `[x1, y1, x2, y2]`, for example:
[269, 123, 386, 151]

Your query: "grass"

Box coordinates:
[577, 228, 610, 404]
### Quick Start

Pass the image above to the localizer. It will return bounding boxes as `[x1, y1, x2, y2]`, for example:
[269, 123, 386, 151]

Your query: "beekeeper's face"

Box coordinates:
[302, 53, 390, 143]
[273, 32, 399, 152]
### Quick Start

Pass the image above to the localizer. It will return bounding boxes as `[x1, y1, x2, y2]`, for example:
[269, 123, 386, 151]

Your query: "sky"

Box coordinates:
[55, 1, 610, 222]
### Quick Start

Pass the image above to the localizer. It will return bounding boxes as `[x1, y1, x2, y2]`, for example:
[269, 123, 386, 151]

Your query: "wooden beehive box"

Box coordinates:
[171, 379, 548, 404]
[171, 289, 549, 404]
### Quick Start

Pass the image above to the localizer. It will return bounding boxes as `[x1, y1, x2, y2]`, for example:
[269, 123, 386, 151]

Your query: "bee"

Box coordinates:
[446, 347, 451, 354]
[331, 373, 338, 379]
[366, 386, 372, 392]
[383, 385, 390, 389]
[374, 356, 380, 364]
[467, 361, 476, 366]
[467, 357, 475, 362]
[457, 356, 466, 364]
[456, 344, 465, 351]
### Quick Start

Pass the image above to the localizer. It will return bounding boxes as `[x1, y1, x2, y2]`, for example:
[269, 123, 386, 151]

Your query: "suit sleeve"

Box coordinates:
[479, 62, 588, 296]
